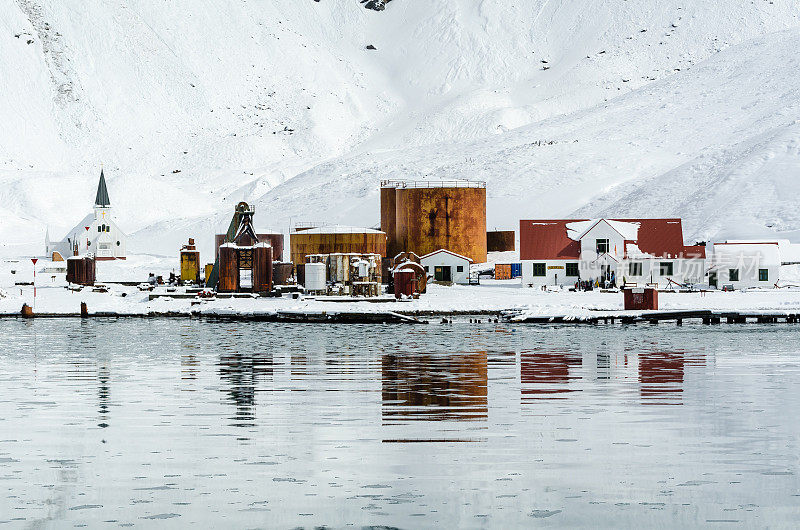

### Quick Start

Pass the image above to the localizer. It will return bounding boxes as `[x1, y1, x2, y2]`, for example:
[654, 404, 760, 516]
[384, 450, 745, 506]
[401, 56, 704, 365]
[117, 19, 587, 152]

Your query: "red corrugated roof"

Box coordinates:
[519, 218, 705, 260]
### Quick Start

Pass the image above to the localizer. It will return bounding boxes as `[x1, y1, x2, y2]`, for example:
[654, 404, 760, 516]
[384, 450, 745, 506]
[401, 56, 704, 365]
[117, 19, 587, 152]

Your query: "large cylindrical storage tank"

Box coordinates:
[252, 243, 273, 293]
[380, 182, 399, 257]
[218, 245, 238, 292]
[289, 226, 387, 265]
[394, 182, 487, 263]
[304, 262, 326, 292]
[180, 250, 200, 282]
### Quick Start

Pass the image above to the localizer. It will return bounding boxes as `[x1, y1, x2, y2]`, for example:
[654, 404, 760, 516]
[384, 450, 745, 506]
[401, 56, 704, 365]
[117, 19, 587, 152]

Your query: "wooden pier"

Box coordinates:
[509, 310, 800, 325]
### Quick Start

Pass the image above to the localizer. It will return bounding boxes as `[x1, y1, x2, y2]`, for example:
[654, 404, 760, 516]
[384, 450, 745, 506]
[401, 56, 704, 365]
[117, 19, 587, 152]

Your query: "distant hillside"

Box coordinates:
[0, 0, 798, 258]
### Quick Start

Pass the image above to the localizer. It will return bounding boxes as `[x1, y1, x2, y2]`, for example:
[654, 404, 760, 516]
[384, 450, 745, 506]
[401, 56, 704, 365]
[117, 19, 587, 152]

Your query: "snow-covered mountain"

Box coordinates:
[1, 0, 799, 258]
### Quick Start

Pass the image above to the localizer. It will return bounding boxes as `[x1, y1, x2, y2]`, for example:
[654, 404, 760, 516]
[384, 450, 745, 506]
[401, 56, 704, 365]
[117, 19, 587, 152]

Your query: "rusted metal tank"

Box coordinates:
[180, 238, 200, 283]
[252, 243, 273, 293]
[393, 269, 415, 299]
[487, 230, 515, 252]
[217, 244, 238, 292]
[66, 256, 96, 286]
[289, 226, 387, 265]
[215, 232, 284, 261]
[380, 183, 399, 257]
[391, 181, 487, 263]
[272, 262, 294, 285]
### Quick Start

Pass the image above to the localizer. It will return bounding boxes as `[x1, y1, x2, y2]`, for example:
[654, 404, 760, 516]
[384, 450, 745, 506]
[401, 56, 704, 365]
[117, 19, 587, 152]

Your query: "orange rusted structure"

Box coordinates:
[380, 186, 399, 256]
[289, 225, 387, 265]
[218, 243, 273, 293]
[381, 180, 487, 264]
[487, 230, 515, 252]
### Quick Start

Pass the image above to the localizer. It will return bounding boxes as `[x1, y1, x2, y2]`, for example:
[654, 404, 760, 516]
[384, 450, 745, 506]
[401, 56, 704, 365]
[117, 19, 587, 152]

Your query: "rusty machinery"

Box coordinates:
[207, 202, 273, 293]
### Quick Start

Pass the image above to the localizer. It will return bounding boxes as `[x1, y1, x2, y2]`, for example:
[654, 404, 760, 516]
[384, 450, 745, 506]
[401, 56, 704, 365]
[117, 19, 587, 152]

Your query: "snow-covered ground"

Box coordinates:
[1, 1, 799, 260]
[4, 256, 800, 317]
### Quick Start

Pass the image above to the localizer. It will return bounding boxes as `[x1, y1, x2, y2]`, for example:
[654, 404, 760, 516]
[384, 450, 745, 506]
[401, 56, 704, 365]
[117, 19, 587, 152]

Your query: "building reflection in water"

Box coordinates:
[382, 352, 488, 424]
[520, 349, 582, 401]
[638, 350, 705, 405]
[218, 353, 273, 428]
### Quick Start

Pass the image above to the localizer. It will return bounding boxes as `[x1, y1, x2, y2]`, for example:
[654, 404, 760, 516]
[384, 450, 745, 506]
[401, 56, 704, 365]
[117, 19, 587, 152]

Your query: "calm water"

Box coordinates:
[1, 319, 799, 528]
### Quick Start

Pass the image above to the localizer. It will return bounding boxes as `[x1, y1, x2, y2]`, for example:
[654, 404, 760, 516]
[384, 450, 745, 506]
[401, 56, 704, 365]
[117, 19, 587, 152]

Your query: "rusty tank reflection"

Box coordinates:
[382, 352, 488, 423]
[218, 353, 273, 428]
[520, 349, 582, 400]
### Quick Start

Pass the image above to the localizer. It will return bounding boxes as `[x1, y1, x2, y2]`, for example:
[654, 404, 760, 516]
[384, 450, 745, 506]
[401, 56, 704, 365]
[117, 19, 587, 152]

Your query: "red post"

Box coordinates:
[31, 258, 38, 308]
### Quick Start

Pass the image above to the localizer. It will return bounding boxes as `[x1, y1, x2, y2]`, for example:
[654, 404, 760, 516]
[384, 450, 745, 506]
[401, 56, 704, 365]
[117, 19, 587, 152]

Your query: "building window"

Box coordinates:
[424, 265, 429, 272]
[98, 226, 102, 233]
[532, 263, 546, 277]
[729, 269, 739, 282]
[759, 269, 768, 281]
[596, 239, 609, 254]
[565, 263, 579, 277]
[456, 265, 464, 272]
[629, 262, 643, 276]
[659, 262, 674, 276]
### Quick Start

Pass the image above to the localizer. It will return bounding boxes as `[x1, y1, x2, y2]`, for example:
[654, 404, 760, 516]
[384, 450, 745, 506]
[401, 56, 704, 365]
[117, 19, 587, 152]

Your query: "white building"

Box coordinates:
[709, 240, 800, 289]
[46, 170, 127, 260]
[519, 218, 706, 289]
[420, 249, 472, 285]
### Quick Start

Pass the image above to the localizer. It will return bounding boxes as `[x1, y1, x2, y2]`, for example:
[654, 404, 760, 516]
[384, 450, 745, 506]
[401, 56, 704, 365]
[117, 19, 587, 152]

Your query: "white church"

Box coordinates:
[46, 169, 127, 260]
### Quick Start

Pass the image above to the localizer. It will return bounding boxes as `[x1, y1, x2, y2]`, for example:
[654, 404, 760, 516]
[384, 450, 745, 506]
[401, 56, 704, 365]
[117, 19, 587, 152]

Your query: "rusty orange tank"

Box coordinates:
[289, 225, 387, 265]
[384, 180, 486, 263]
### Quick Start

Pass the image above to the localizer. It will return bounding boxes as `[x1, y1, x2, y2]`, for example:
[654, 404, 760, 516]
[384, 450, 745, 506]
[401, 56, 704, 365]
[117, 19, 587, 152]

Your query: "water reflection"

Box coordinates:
[218, 353, 273, 428]
[97, 365, 110, 428]
[520, 349, 582, 400]
[382, 352, 488, 423]
[639, 350, 705, 405]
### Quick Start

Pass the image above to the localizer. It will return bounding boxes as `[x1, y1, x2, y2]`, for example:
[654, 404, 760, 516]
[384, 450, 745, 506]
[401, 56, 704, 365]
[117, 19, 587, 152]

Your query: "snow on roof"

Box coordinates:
[521, 218, 704, 260]
[294, 225, 385, 235]
[419, 248, 473, 262]
[566, 219, 640, 241]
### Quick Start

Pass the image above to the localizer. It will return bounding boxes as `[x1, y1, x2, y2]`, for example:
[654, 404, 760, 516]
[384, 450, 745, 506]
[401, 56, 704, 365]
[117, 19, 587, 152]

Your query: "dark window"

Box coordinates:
[565, 263, 579, 277]
[759, 269, 768, 281]
[596, 239, 609, 254]
[456, 265, 464, 272]
[532, 263, 546, 277]
[729, 269, 739, 282]
[97, 226, 102, 233]
[629, 262, 643, 276]
[660, 262, 674, 276]
[424, 265, 429, 272]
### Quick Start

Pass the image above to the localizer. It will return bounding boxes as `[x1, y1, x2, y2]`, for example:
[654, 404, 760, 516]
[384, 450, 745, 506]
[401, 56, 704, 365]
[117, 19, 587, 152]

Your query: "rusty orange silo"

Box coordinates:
[289, 225, 387, 266]
[392, 181, 487, 263]
[380, 182, 400, 257]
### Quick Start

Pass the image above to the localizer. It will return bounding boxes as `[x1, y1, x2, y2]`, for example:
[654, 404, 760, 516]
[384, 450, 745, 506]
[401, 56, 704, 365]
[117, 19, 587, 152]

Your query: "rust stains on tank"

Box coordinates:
[391, 183, 486, 263]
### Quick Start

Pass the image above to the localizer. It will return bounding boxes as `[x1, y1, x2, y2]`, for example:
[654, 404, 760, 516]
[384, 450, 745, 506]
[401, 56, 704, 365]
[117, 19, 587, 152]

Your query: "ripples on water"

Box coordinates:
[1, 319, 799, 527]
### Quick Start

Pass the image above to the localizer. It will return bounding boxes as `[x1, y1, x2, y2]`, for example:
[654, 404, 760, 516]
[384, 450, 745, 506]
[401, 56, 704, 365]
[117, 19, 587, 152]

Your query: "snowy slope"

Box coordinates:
[0, 0, 799, 258]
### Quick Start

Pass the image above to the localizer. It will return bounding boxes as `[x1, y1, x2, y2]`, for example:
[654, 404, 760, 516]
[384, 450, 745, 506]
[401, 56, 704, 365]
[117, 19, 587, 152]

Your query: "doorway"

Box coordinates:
[709, 271, 717, 289]
[434, 266, 452, 282]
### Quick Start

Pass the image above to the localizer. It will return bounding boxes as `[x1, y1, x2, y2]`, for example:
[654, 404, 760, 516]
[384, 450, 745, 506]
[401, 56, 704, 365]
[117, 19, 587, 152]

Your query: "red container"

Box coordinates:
[623, 288, 658, 310]
[393, 270, 415, 299]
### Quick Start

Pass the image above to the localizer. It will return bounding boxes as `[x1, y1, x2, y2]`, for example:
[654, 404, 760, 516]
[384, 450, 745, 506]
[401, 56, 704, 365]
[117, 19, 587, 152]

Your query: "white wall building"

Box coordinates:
[420, 249, 472, 285]
[519, 218, 706, 289]
[709, 240, 800, 289]
[46, 170, 127, 260]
